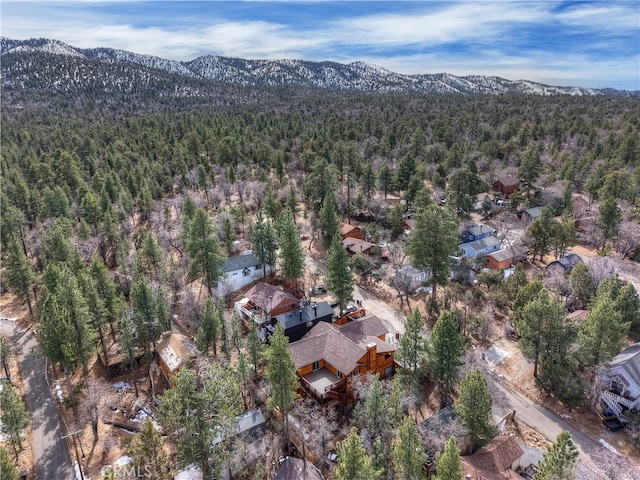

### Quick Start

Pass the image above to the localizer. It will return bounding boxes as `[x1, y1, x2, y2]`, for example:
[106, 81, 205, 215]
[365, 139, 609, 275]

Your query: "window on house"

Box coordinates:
[312, 361, 319, 371]
[256, 264, 262, 271]
[336, 370, 343, 379]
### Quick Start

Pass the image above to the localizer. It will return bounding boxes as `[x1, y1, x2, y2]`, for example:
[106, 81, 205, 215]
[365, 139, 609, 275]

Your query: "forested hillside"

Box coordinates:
[2, 66, 640, 478]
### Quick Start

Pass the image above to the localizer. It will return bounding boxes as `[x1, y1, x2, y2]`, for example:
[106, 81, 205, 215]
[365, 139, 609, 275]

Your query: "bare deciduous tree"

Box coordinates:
[83, 378, 110, 444]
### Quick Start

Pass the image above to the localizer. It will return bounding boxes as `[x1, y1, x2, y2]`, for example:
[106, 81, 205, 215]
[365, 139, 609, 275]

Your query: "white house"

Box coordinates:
[216, 252, 272, 297]
[598, 342, 640, 417]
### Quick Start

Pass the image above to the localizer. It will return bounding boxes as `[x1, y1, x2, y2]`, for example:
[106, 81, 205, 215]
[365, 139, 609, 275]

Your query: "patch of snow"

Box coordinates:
[114, 455, 133, 466]
[112, 381, 131, 393]
[55, 382, 64, 402]
[599, 439, 622, 455]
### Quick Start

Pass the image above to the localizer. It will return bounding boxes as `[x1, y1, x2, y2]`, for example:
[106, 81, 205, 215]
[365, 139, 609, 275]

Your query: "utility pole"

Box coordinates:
[62, 430, 85, 480]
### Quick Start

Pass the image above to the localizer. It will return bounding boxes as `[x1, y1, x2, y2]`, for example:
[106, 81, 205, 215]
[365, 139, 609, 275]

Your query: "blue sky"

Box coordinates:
[2, 1, 639, 90]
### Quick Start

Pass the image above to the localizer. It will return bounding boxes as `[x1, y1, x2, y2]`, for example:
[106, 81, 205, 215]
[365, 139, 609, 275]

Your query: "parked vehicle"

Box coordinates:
[309, 285, 326, 295]
[602, 417, 627, 432]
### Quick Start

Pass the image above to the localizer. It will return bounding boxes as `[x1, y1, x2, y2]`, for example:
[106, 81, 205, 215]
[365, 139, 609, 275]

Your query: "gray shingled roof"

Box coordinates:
[487, 249, 513, 262]
[462, 236, 501, 252]
[609, 342, 640, 385]
[222, 253, 261, 273]
[466, 222, 496, 237]
[274, 302, 334, 330]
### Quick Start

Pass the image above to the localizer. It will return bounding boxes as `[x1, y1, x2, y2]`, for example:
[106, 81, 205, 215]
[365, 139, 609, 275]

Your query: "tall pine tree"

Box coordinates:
[326, 232, 354, 314]
[428, 310, 465, 406]
[537, 431, 578, 480]
[277, 208, 305, 290]
[454, 369, 494, 452]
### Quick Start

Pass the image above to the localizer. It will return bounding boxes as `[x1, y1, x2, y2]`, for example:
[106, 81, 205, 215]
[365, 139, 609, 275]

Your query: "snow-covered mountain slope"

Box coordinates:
[1, 37, 633, 97]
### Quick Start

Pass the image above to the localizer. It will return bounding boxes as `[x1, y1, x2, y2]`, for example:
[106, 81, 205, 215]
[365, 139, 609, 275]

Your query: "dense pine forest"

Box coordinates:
[2, 73, 640, 479]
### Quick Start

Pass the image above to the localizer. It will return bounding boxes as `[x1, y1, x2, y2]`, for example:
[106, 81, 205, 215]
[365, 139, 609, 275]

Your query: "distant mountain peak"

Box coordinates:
[1, 37, 633, 98]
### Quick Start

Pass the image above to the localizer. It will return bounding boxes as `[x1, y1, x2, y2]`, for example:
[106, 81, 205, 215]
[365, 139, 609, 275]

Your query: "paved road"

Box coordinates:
[1, 319, 74, 480]
[490, 372, 599, 459]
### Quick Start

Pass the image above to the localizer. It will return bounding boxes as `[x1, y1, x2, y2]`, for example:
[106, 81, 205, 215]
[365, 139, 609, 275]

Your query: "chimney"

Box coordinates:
[299, 308, 303, 322]
[366, 342, 377, 373]
[313, 303, 317, 318]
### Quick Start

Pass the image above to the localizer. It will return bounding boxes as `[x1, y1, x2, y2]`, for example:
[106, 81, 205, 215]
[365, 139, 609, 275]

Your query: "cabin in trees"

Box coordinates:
[343, 237, 376, 256]
[460, 222, 496, 244]
[339, 222, 364, 240]
[458, 236, 501, 258]
[288, 316, 396, 405]
[492, 176, 519, 197]
[460, 435, 524, 480]
[486, 249, 514, 270]
[216, 252, 272, 297]
[271, 301, 334, 342]
[235, 283, 303, 339]
[597, 342, 640, 418]
[521, 206, 543, 223]
[546, 253, 582, 273]
[156, 332, 198, 386]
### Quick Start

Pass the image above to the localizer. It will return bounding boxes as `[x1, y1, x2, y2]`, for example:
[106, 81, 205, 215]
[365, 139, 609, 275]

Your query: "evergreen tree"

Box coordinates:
[434, 437, 463, 480]
[0, 383, 29, 458]
[518, 146, 543, 201]
[186, 209, 225, 297]
[568, 263, 596, 310]
[196, 297, 221, 356]
[551, 219, 577, 260]
[251, 212, 278, 278]
[247, 320, 263, 375]
[335, 427, 381, 480]
[361, 162, 377, 201]
[131, 277, 162, 356]
[378, 163, 393, 199]
[159, 363, 241, 480]
[128, 419, 169, 480]
[515, 289, 567, 378]
[392, 416, 427, 480]
[597, 196, 622, 251]
[454, 369, 494, 451]
[119, 312, 139, 396]
[407, 204, 459, 312]
[578, 294, 629, 369]
[264, 324, 298, 449]
[0, 334, 11, 380]
[529, 205, 556, 261]
[318, 192, 340, 250]
[90, 255, 123, 337]
[615, 283, 640, 340]
[40, 264, 96, 378]
[428, 310, 465, 406]
[0, 446, 19, 480]
[537, 431, 578, 480]
[326, 232, 354, 314]
[277, 208, 305, 290]
[396, 308, 426, 387]
[4, 238, 36, 316]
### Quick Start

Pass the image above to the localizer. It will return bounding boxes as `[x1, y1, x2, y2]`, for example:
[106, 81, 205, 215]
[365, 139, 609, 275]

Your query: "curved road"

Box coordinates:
[1, 318, 74, 480]
[490, 374, 599, 459]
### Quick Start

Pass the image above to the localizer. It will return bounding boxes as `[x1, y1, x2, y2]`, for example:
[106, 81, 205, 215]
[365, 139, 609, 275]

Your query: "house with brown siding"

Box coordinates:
[339, 222, 364, 240]
[288, 316, 396, 405]
[156, 332, 198, 386]
[492, 176, 519, 197]
[486, 249, 514, 270]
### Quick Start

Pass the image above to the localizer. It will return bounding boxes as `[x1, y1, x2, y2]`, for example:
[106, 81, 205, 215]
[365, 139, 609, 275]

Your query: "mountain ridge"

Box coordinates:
[1, 37, 635, 97]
